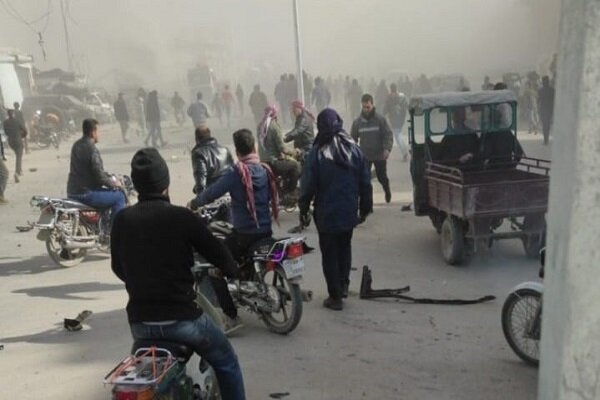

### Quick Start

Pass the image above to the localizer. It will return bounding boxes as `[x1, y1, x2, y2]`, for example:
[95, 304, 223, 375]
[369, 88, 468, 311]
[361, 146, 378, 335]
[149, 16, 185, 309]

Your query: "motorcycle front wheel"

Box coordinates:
[259, 267, 303, 335]
[501, 288, 542, 366]
[45, 229, 87, 268]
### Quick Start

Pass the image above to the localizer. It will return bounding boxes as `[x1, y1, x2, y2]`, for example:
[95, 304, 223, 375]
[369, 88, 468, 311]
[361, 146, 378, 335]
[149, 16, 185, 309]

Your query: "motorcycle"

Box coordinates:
[31, 111, 60, 150]
[195, 201, 312, 334]
[104, 262, 226, 399]
[501, 248, 545, 366]
[29, 175, 136, 268]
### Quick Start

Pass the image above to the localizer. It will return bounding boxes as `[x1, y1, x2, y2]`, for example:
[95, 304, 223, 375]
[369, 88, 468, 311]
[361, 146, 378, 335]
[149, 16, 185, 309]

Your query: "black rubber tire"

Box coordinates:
[522, 215, 546, 258]
[440, 216, 466, 265]
[260, 267, 303, 335]
[45, 232, 87, 267]
[501, 288, 541, 366]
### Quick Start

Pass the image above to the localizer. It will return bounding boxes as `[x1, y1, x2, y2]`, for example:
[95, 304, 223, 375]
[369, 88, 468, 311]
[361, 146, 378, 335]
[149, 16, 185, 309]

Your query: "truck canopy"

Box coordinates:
[409, 90, 517, 115]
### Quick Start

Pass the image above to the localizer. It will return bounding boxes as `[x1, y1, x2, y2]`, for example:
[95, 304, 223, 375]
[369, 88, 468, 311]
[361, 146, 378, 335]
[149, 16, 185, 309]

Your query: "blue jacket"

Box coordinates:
[299, 144, 373, 233]
[193, 163, 272, 234]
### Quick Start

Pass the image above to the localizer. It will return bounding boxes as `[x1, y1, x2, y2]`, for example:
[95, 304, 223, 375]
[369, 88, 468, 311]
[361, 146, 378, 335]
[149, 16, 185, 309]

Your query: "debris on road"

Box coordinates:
[64, 310, 93, 332]
[269, 393, 290, 399]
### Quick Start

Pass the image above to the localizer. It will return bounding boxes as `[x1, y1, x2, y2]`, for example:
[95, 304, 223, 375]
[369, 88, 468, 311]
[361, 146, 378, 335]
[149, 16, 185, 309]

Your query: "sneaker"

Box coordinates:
[223, 315, 244, 336]
[323, 297, 343, 311]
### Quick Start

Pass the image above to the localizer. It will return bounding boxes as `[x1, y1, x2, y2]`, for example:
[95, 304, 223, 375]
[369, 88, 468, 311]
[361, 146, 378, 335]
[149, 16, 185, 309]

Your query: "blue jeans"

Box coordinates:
[69, 189, 126, 223]
[130, 314, 246, 400]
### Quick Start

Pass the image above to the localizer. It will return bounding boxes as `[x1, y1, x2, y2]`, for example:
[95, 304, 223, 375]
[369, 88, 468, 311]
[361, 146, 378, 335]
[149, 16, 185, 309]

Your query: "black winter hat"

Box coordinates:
[130, 148, 170, 194]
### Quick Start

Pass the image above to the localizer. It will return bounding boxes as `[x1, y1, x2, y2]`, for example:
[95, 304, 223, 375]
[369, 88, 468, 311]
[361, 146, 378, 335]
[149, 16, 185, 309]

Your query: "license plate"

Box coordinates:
[282, 258, 305, 279]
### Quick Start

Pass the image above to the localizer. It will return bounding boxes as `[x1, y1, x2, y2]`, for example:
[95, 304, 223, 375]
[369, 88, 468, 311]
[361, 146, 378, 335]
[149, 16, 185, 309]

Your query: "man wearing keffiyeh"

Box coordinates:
[299, 108, 373, 311]
[257, 105, 301, 201]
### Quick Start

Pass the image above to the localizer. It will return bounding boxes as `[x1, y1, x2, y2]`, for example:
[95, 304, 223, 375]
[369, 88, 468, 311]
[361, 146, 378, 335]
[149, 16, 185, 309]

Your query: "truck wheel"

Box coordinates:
[441, 216, 465, 265]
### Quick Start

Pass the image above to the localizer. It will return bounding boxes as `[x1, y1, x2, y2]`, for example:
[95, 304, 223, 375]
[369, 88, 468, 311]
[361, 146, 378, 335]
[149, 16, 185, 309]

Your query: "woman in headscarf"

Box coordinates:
[298, 108, 373, 311]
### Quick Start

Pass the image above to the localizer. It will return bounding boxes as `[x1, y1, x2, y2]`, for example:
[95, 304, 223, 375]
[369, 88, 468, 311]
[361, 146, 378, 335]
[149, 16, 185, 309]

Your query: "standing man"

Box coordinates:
[145, 90, 167, 148]
[113, 93, 130, 143]
[222, 85, 235, 128]
[311, 77, 332, 113]
[538, 76, 555, 146]
[170, 91, 185, 125]
[351, 94, 394, 203]
[0, 155, 8, 204]
[299, 108, 373, 310]
[13, 102, 28, 154]
[347, 79, 363, 119]
[135, 88, 146, 136]
[191, 126, 234, 195]
[248, 84, 268, 125]
[383, 83, 409, 161]
[274, 75, 288, 125]
[112, 148, 246, 399]
[3, 109, 26, 183]
[187, 92, 211, 128]
[235, 84, 244, 117]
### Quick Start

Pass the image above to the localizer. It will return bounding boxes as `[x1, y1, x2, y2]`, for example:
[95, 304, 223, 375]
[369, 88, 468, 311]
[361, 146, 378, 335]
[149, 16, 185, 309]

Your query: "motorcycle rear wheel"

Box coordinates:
[260, 267, 303, 335]
[501, 288, 541, 366]
[45, 228, 88, 268]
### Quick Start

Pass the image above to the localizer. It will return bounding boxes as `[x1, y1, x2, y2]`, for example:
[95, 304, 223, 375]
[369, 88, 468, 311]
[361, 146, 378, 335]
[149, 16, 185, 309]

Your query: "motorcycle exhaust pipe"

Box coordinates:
[301, 290, 313, 302]
[62, 239, 97, 250]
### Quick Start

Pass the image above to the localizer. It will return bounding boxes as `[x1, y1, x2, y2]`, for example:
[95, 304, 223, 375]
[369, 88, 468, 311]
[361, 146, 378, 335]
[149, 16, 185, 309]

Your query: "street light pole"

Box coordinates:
[292, 0, 305, 104]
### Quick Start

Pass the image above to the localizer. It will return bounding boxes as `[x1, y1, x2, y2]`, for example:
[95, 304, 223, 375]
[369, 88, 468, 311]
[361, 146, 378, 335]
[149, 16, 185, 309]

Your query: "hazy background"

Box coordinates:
[0, 0, 561, 93]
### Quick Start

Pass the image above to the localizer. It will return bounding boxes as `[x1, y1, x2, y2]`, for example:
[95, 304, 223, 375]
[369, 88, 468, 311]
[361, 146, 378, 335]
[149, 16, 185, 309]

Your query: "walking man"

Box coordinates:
[13, 102, 28, 153]
[0, 156, 8, 203]
[351, 94, 394, 203]
[187, 92, 211, 128]
[113, 93, 130, 143]
[3, 109, 26, 183]
[299, 108, 372, 310]
[538, 76, 555, 146]
[249, 85, 268, 125]
[383, 83, 409, 161]
[235, 84, 244, 117]
[145, 90, 167, 148]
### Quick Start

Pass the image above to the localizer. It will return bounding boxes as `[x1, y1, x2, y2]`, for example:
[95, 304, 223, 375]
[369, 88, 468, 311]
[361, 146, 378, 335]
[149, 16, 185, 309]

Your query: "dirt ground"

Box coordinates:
[0, 116, 550, 399]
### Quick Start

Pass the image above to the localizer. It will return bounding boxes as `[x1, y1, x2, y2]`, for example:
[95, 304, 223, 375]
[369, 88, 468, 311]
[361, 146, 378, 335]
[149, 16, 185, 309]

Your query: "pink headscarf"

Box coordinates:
[292, 99, 315, 121]
[258, 105, 278, 143]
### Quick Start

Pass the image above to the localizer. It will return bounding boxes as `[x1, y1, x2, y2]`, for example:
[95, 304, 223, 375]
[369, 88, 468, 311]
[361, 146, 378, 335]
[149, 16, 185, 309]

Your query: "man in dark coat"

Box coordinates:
[538, 76, 555, 146]
[2, 109, 26, 182]
[144, 90, 167, 148]
[299, 108, 373, 310]
[113, 93, 130, 143]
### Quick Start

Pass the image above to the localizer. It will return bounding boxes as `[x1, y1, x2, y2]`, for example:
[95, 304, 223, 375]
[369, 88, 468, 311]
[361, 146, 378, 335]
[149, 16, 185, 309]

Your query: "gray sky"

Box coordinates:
[0, 0, 560, 91]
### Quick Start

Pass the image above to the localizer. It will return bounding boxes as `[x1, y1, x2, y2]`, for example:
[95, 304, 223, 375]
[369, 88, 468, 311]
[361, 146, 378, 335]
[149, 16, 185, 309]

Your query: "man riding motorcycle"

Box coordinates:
[189, 128, 279, 333]
[284, 100, 315, 154]
[257, 106, 301, 202]
[66, 119, 126, 231]
[111, 148, 246, 400]
[191, 126, 234, 195]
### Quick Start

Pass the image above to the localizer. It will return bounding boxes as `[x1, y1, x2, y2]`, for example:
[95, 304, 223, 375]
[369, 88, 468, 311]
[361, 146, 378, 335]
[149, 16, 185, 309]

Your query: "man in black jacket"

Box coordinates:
[191, 126, 234, 195]
[113, 93, 130, 143]
[3, 109, 27, 183]
[67, 119, 126, 223]
[111, 148, 245, 399]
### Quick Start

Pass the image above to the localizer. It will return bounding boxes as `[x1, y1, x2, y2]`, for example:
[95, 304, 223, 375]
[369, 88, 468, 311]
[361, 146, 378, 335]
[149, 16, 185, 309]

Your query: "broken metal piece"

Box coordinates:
[359, 265, 410, 299]
[64, 310, 93, 332]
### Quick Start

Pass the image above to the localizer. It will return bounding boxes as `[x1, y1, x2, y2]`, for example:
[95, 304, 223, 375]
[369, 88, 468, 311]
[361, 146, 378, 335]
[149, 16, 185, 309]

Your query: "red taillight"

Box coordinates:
[113, 386, 154, 400]
[81, 211, 100, 223]
[286, 243, 304, 259]
[266, 260, 277, 271]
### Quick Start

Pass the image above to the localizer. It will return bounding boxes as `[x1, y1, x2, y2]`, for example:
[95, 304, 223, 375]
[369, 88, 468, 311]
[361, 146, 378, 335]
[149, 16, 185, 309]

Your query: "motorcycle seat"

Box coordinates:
[131, 339, 194, 362]
[61, 199, 98, 211]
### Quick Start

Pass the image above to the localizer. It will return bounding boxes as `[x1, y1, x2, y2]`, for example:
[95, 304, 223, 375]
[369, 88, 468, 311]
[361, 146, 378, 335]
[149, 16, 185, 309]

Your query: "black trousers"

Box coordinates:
[118, 121, 129, 140]
[366, 159, 390, 193]
[541, 115, 552, 145]
[9, 142, 23, 175]
[270, 159, 301, 193]
[318, 230, 353, 300]
[211, 230, 272, 319]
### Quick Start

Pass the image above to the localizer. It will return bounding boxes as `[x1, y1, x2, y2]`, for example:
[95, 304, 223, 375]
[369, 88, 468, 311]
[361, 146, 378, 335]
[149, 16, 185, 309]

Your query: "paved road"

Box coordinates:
[0, 119, 550, 399]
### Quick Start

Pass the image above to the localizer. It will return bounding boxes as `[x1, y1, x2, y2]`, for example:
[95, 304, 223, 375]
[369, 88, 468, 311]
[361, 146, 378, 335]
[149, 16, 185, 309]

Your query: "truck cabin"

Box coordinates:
[408, 90, 521, 169]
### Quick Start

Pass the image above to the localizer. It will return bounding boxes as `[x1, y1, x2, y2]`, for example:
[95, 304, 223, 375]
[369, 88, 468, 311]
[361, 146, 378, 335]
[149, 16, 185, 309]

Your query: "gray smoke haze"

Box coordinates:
[0, 0, 560, 93]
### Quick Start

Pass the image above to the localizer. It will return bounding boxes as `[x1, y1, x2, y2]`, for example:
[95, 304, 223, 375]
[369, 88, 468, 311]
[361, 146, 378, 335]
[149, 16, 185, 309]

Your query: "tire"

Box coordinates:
[501, 288, 542, 366]
[260, 267, 303, 334]
[45, 224, 88, 268]
[522, 215, 546, 258]
[440, 216, 466, 265]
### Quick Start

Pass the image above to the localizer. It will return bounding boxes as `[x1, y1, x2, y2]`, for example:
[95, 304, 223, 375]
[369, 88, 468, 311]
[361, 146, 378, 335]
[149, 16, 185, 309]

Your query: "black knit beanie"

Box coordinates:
[130, 148, 170, 195]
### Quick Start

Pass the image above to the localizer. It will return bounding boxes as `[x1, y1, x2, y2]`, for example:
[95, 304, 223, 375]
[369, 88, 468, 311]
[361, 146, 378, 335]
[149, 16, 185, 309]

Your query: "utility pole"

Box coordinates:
[292, 0, 305, 104]
[59, 0, 73, 71]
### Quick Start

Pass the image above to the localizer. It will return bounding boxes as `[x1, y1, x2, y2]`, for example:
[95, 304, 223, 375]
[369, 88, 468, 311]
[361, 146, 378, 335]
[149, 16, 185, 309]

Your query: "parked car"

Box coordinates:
[83, 92, 114, 124]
